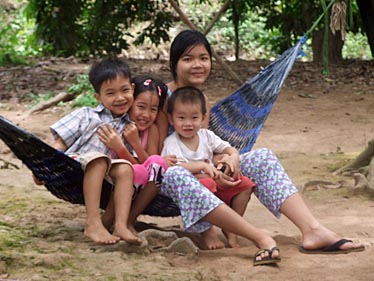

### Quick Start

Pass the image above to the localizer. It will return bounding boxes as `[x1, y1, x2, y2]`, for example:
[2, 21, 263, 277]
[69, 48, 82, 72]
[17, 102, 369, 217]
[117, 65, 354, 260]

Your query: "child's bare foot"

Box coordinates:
[222, 230, 241, 248]
[84, 221, 120, 244]
[113, 223, 143, 245]
[201, 227, 225, 250]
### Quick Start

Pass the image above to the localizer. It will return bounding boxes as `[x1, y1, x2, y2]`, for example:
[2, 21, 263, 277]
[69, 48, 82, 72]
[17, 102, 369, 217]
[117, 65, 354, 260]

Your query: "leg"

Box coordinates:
[280, 193, 364, 252]
[128, 156, 167, 231]
[241, 148, 364, 252]
[101, 192, 114, 230]
[110, 163, 142, 244]
[215, 176, 254, 248]
[199, 178, 224, 249]
[160, 166, 279, 263]
[83, 158, 120, 244]
[223, 187, 252, 248]
[204, 203, 280, 263]
[128, 182, 159, 233]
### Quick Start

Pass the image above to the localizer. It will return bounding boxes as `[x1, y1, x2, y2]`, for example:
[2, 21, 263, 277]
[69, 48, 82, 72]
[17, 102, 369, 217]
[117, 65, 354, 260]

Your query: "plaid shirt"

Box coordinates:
[50, 104, 132, 158]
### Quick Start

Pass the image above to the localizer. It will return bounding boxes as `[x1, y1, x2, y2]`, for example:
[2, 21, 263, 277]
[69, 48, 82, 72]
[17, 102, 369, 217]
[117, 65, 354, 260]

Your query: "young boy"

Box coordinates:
[45, 58, 142, 245]
[161, 86, 255, 248]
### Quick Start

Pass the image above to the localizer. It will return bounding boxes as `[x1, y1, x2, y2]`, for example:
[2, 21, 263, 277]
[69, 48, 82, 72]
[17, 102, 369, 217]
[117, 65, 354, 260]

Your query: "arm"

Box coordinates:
[130, 124, 159, 164]
[156, 97, 169, 152]
[53, 137, 68, 151]
[180, 161, 219, 179]
[97, 123, 138, 164]
[202, 94, 211, 129]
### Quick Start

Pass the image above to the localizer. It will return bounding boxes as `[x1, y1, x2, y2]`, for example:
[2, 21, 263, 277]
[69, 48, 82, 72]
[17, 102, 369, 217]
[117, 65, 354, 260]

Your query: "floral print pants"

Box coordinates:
[160, 148, 298, 232]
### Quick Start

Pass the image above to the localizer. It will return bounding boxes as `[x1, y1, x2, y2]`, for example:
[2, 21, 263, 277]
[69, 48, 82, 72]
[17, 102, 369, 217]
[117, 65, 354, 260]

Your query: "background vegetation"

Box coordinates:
[0, 0, 372, 66]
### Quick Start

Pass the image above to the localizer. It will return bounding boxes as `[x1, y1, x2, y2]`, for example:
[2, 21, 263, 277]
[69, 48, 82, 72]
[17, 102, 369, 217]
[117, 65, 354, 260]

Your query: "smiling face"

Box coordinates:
[169, 99, 205, 141]
[129, 90, 160, 132]
[95, 75, 134, 117]
[175, 44, 212, 88]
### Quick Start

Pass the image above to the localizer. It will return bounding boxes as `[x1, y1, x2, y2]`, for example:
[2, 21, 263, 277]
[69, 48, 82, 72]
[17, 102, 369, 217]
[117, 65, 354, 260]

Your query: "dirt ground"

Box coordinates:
[0, 58, 374, 280]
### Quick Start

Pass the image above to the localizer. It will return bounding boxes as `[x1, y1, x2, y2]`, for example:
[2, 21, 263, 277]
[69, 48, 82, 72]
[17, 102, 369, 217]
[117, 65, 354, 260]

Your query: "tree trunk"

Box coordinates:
[357, 0, 374, 58]
[333, 139, 374, 175]
[312, 29, 344, 63]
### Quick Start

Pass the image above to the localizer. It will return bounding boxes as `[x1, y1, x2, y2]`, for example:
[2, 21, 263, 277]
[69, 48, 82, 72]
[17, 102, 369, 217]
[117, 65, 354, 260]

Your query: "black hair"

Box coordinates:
[131, 75, 168, 110]
[169, 30, 212, 81]
[168, 86, 206, 115]
[89, 57, 131, 94]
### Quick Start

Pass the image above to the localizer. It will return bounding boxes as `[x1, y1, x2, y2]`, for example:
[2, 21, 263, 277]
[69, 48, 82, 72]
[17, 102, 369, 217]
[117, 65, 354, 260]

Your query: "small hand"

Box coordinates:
[123, 122, 139, 146]
[97, 124, 123, 151]
[163, 155, 178, 167]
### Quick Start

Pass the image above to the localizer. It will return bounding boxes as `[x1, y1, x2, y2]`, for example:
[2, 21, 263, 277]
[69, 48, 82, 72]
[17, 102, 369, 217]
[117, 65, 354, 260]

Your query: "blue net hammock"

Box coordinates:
[0, 37, 305, 217]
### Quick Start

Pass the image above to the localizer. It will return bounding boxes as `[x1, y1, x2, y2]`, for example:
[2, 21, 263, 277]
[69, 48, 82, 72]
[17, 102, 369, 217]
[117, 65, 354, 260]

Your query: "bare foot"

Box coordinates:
[201, 227, 225, 250]
[113, 223, 143, 245]
[302, 224, 364, 251]
[222, 230, 241, 248]
[254, 235, 280, 262]
[84, 220, 120, 244]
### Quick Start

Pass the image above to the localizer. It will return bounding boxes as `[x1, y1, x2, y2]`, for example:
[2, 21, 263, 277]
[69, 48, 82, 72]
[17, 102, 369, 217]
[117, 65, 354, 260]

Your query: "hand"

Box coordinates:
[200, 163, 220, 179]
[216, 154, 240, 180]
[96, 123, 123, 151]
[163, 155, 178, 167]
[215, 173, 242, 189]
[122, 122, 139, 146]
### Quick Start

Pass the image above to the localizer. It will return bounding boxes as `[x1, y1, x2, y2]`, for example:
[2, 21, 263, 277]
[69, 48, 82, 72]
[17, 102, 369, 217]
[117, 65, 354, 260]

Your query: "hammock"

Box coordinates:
[209, 36, 306, 153]
[0, 37, 305, 216]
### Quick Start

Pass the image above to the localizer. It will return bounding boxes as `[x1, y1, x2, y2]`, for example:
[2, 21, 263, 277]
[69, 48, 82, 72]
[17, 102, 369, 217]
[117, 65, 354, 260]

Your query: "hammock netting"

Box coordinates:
[209, 36, 306, 153]
[0, 37, 305, 217]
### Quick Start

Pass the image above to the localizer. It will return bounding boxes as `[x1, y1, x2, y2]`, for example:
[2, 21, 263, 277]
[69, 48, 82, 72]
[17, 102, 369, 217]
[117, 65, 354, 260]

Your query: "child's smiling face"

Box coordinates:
[129, 90, 160, 132]
[95, 75, 134, 117]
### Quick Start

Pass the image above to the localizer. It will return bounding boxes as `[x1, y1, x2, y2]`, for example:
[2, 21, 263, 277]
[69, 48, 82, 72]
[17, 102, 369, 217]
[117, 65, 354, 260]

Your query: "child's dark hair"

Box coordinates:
[168, 86, 206, 115]
[169, 30, 212, 81]
[89, 57, 131, 94]
[131, 75, 168, 110]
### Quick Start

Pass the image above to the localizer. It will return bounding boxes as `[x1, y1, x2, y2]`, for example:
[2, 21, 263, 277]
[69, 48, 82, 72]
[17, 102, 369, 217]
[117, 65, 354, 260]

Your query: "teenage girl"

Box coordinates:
[150, 29, 364, 261]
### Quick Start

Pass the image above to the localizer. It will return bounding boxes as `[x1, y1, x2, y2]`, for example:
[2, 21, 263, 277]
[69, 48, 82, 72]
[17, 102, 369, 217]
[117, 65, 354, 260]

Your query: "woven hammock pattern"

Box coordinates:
[209, 37, 306, 153]
[0, 38, 304, 216]
[0, 116, 180, 216]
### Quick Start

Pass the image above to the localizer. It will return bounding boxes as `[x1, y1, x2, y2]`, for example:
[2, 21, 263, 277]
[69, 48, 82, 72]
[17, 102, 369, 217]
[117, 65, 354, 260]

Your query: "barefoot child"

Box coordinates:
[161, 86, 255, 248]
[35, 57, 141, 245]
[98, 75, 169, 233]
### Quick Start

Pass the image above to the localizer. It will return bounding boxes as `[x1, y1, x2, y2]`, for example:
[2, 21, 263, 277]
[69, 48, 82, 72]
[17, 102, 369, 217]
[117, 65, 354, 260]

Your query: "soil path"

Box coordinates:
[0, 58, 373, 280]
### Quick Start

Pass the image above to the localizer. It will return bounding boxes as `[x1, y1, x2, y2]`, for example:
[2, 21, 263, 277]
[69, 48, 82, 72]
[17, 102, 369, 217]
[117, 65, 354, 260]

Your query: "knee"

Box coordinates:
[111, 163, 133, 178]
[86, 157, 109, 172]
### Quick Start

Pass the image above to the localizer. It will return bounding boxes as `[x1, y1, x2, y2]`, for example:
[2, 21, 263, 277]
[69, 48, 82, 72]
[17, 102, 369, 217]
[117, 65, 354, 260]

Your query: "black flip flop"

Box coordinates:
[253, 246, 281, 266]
[299, 239, 365, 255]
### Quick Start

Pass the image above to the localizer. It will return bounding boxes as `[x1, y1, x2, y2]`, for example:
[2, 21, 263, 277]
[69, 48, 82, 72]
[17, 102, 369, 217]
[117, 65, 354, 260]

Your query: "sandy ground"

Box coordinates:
[0, 58, 374, 280]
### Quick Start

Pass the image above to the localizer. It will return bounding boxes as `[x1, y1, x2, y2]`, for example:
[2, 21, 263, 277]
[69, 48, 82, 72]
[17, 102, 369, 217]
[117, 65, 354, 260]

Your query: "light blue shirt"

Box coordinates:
[50, 104, 132, 158]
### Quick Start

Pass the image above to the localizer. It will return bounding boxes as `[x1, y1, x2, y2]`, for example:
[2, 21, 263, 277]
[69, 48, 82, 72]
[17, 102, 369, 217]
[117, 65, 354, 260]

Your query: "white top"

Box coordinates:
[161, 128, 231, 165]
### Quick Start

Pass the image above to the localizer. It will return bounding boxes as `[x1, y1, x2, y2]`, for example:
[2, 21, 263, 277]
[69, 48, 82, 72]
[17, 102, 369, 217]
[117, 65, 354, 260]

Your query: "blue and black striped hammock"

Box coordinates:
[0, 37, 306, 217]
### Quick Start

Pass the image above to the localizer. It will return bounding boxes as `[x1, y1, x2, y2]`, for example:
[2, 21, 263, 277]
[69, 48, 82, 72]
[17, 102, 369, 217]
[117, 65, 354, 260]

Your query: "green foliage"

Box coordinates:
[26, 0, 174, 57]
[68, 74, 98, 107]
[343, 31, 372, 60]
[0, 3, 41, 65]
[22, 91, 57, 107]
